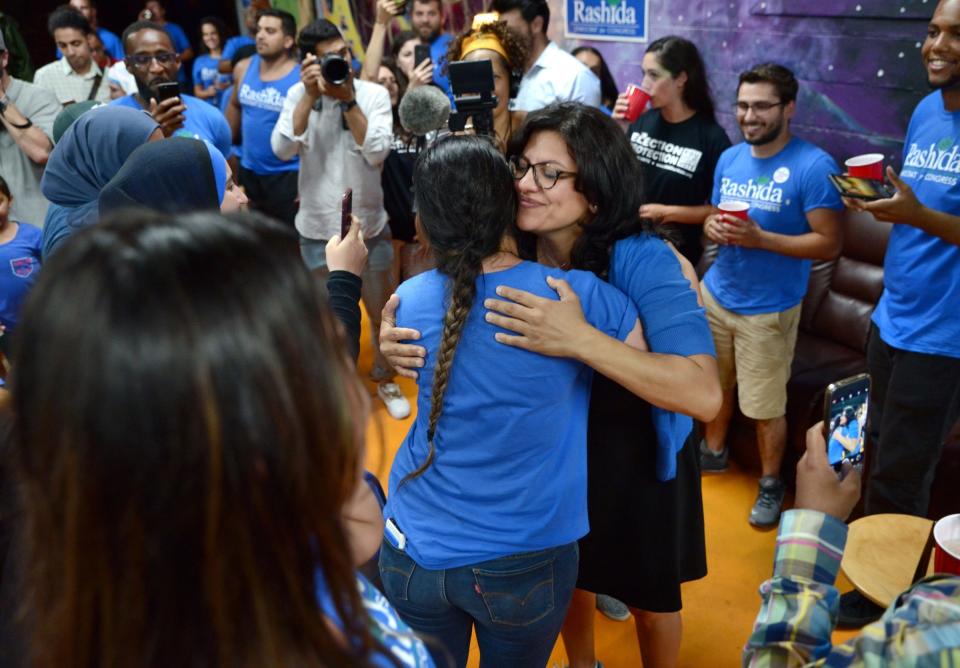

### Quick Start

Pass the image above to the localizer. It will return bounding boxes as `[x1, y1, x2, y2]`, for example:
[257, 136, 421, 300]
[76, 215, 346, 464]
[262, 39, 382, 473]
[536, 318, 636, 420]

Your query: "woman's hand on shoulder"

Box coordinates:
[379, 294, 426, 379]
[484, 276, 595, 359]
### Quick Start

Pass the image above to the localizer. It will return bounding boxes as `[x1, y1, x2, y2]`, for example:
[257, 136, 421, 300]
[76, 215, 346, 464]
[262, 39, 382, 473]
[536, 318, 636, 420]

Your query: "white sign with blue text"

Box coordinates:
[564, 0, 648, 42]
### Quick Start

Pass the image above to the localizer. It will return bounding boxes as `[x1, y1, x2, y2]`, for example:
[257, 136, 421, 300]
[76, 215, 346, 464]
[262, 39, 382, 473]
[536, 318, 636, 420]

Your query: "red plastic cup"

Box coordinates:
[624, 84, 651, 122]
[934, 513, 960, 575]
[845, 153, 885, 180]
[718, 200, 750, 221]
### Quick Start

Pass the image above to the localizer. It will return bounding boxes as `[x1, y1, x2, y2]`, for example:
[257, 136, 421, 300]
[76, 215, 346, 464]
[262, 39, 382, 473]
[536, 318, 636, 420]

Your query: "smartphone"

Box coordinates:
[156, 81, 181, 103]
[341, 188, 353, 238]
[823, 373, 870, 472]
[414, 44, 431, 69]
[828, 174, 894, 201]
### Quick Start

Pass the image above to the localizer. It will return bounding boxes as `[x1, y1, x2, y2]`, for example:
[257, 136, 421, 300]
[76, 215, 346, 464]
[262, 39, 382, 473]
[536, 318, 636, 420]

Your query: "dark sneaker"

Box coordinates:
[749, 476, 785, 528]
[596, 594, 631, 622]
[837, 590, 884, 628]
[699, 439, 729, 473]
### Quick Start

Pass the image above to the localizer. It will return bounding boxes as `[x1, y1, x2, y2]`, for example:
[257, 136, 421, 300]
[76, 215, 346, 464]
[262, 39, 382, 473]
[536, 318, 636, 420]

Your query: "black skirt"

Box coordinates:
[576, 374, 707, 613]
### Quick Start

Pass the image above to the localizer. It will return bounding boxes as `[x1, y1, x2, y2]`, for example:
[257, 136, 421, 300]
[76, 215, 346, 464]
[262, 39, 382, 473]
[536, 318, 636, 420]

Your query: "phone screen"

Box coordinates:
[823, 374, 870, 470]
[414, 44, 431, 69]
[828, 174, 894, 201]
[341, 188, 353, 238]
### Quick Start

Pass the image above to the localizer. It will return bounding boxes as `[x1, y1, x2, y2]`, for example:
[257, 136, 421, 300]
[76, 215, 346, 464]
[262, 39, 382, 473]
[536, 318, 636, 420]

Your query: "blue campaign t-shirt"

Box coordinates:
[873, 90, 960, 358]
[192, 54, 230, 108]
[238, 55, 300, 174]
[110, 94, 232, 158]
[430, 33, 453, 102]
[608, 234, 717, 480]
[0, 222, 42, 331]
[385, 261, 637, 569]
[704, 138, 843, 315]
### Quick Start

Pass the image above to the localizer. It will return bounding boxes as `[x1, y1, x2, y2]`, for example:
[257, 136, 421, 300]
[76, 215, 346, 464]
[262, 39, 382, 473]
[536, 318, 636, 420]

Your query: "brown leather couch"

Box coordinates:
[699, 210, 960, 521]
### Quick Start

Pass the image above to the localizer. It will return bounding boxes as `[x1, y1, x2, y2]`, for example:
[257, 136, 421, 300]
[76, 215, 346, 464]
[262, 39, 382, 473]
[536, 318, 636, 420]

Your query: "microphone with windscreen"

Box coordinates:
[398, 85, 451, 137]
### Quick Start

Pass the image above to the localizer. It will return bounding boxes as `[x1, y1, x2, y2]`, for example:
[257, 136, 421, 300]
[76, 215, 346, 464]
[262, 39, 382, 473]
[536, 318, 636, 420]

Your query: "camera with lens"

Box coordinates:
[320, 54, 351, 86]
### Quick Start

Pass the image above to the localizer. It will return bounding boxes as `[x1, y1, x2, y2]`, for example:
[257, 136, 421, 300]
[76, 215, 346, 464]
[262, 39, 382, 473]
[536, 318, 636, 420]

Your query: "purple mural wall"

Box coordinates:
[552, 0, 933, 168]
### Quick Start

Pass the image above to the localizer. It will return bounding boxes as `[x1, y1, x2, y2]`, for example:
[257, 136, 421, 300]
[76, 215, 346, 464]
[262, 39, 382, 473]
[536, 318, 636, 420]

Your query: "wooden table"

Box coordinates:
[840, 513, 934, 608]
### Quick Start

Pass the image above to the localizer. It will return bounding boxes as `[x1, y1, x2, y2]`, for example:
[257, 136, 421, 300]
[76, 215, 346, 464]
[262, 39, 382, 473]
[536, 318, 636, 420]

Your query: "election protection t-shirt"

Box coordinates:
[872, 90, 960, 358]
[628, 109, 731, 264]
[705, 138, 842, 314]
[386, 261, 638, 569]
[111, 94, 232, 158]
[0, 222, 42, 331]
[238, 55, 301, 174]
[192, 54, 230, 108]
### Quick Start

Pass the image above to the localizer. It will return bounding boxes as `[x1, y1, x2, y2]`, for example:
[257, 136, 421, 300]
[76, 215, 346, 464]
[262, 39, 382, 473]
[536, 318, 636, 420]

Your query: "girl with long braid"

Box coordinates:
[378, 135, 646, 668]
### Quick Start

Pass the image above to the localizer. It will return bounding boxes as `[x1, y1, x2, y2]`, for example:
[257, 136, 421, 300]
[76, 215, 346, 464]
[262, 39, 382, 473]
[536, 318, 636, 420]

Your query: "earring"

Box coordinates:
[589, 203, 598, 213]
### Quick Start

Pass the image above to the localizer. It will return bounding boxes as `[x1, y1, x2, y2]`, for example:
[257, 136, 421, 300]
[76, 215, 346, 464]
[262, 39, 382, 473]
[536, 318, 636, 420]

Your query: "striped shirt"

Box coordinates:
[744, 509, 960, 667]
[33, 57, 110, 106]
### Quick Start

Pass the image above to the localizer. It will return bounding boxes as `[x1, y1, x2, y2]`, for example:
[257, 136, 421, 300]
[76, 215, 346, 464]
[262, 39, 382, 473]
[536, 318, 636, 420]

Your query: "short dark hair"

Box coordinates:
[122, 20, 170, 51]
[738, 63, 798, 104]
[490, 0, 550, 33]
[198, 16, 228, 55]
[257, 8, 297, 39]
[0, 175, 11, 200]
[412, 0, 443, 11]
[48, 5, 92, 37]
[297, 19, 342, 56]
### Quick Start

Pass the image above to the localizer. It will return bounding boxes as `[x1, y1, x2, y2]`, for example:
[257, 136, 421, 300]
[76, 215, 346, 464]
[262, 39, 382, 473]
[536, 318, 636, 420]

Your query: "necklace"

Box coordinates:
[538, 244, 571, 270]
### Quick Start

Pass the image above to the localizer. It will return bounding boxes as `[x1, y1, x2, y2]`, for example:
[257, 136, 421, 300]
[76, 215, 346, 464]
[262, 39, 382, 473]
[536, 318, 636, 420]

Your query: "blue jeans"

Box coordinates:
[379, 540, 578, 668]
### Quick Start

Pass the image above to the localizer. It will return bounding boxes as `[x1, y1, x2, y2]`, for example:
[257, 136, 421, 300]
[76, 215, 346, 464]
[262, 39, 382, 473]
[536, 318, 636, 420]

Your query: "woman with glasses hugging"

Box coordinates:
[382, 104, 721, 668]
[378, 134, 647, 667]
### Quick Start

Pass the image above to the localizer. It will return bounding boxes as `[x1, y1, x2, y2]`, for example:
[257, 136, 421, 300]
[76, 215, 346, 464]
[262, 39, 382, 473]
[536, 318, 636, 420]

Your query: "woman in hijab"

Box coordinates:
[99, 137, 248, 215]
[41, 106, 162, 259]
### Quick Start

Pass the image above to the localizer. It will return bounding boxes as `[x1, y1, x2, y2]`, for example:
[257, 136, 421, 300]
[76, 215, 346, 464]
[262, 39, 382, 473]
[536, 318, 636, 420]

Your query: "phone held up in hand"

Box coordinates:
[341, 188, 353, 238]
[822, 373, 870, 474]
[156, 81, 181, 103]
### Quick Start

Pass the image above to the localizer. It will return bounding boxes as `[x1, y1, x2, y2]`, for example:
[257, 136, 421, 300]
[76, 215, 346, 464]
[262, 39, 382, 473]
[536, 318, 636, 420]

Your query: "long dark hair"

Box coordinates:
[198, 15, 228, 54]
[646, 36, 716, 120]
[508, 103, 658, 277]
[572, 46, 619, 110]
[402, 135, 517, 484]
[10, 211, 380, 668]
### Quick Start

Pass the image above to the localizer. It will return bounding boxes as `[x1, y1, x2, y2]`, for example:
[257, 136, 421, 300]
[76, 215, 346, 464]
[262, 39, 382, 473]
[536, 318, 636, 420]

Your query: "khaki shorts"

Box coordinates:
[702, 284, 801, 420]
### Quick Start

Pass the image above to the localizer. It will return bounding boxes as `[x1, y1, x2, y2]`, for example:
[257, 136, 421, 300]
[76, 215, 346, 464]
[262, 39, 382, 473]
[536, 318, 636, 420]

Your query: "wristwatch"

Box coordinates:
[339, 99, 358, 112]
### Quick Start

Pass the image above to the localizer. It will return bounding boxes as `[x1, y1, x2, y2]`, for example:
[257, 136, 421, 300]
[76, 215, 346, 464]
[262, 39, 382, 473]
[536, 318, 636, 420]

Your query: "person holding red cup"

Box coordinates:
[612, 37, 731, 267]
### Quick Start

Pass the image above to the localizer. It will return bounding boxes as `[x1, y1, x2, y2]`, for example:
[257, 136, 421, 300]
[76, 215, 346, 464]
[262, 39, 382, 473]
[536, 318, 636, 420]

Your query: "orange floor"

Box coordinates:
[358, 314, 858, 666]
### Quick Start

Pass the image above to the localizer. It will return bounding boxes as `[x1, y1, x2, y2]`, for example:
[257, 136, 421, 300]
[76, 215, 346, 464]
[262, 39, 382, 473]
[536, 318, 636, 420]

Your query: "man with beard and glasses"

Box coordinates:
[409, 0, 452, 99]
[111, 21, 230, 158]
[35, 6, 111, 106]
[0, 34, 59, 229]
[226, 9, 300, 226]
[699, 63, 843, 529]
[835, 0, 960, 628]
[490, 0, 599, 111]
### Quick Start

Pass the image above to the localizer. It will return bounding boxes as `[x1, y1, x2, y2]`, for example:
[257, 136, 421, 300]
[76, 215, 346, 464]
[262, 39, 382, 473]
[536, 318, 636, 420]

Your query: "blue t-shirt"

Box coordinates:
[608, 234, 717, 480]
[238, 55, 300, 174]
[873, 90, 960, 358]
[705, 138, 843, 315]
[315, 572, 434, 666]
[110, 94, 232, 158]
[192, 53, 230, 108]
[0, 222, 42, 331]
[162, 22, 191, 85]
[828, 418, 860, 464]
[56, 27, 124, 61]
[430, 33, 453, 101]
[222, 35, 255, 63]
[385, 261, 637, 569]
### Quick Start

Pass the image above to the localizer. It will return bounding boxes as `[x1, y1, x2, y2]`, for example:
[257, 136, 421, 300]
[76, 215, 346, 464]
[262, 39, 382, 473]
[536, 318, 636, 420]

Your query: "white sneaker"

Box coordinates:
[377, 382, 411, 419]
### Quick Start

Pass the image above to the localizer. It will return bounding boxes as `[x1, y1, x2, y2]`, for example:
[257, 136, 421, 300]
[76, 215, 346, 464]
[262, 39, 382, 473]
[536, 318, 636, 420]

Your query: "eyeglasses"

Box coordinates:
[509, 157, 577, 190]
[733, 101, 785, 114]
[124, 52, 178, 69]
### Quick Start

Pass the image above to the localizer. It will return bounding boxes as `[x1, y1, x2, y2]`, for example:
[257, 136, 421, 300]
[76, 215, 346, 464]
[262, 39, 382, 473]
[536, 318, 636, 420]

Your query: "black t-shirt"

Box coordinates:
[628, 110, 731, 265]
[382, 135, 419, 243]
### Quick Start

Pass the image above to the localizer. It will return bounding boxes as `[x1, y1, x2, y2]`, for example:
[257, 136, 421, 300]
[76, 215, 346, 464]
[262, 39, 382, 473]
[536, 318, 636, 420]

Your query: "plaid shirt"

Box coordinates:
[33, 57, 110, 106]
[744, 509, 960, 667]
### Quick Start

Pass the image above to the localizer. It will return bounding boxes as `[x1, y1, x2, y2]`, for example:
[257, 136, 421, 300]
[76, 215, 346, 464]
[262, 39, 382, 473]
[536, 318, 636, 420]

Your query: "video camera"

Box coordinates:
[448, 59, 498, 137]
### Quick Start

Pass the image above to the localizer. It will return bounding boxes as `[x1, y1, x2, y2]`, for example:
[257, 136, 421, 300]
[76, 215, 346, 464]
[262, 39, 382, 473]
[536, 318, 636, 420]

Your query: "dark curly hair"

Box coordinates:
[444, 20, 527, 90]
[508, 103, 661, 278]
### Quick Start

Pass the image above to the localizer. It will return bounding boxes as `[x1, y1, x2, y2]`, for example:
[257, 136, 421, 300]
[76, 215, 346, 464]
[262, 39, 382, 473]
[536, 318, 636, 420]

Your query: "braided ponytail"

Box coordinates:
[399, 135, 518, 486]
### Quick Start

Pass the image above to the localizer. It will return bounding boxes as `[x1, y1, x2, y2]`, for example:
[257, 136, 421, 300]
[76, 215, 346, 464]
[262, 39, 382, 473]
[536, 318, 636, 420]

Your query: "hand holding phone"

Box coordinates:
[341, 188, 353, 238]
[414, 44, 431, 69]
[156, 81, 181, 104]
[829, 174, 895, 201]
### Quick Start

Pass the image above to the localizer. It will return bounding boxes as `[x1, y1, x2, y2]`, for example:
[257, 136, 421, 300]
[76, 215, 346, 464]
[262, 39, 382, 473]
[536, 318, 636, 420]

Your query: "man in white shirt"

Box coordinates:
[491, 0, 600, 111]
[272, 18, 410, 420]
[34, 6, 110, 106]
